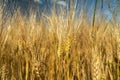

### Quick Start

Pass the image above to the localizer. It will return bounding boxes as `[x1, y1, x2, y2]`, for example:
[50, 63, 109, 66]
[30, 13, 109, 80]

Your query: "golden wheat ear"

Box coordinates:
[57, 40, 64, 57]
[91, 47, 101, 80]
[64, 36, 71, 55]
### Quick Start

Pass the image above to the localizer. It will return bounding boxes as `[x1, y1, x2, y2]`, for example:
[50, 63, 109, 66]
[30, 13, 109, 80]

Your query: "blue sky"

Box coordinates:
[36, 0, 119, 23]
[4, 0, 119, 23]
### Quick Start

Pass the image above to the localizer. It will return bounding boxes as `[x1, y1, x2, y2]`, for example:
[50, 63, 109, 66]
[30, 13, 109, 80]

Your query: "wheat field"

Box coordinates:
[0, 4, 120, 80]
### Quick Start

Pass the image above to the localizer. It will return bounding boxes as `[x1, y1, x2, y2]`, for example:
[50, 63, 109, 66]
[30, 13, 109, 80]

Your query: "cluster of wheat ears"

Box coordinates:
[0, 5, 120, 80]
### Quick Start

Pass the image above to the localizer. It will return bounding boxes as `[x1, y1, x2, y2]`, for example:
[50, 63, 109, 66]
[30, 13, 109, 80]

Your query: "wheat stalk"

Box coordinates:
[115, 28, 120, 61]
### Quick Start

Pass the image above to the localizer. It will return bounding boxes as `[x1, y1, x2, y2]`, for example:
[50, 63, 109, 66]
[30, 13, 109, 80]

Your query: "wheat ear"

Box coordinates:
[91, 47, 101, 80]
